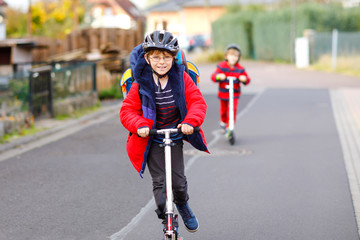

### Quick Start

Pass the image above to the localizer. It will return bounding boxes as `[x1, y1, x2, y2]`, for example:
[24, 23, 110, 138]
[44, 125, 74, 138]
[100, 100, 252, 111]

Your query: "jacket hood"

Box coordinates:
[133, 51, 187, 119]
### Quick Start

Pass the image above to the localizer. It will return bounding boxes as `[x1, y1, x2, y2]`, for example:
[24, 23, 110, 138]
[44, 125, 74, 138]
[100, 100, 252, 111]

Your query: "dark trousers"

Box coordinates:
[147, 142, 189, 219]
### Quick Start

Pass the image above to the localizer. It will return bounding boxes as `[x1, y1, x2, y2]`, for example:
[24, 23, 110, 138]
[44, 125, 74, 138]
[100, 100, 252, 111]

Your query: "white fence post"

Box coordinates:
[332, 29, 338, 69]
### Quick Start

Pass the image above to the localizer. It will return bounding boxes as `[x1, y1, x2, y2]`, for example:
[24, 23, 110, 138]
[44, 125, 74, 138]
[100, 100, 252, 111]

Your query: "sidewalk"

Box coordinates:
[0, 100, 122, 155]
[342, 88, 360, 132]
[331, 88, 360, 237]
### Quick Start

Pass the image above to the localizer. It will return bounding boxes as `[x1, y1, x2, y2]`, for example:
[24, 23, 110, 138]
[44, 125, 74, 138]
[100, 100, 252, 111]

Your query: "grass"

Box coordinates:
[1, 126, 39, 144]
[190, 49, 225, 64]
[310, 55, 360, 77]
[55, 102, 101, 120]
[0, 103, 102, 144]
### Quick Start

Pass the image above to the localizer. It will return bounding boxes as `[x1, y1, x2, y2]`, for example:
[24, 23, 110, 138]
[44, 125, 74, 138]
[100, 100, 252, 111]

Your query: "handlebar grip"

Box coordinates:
[149, 129, 158, 136]
[193, 126, 201, 133]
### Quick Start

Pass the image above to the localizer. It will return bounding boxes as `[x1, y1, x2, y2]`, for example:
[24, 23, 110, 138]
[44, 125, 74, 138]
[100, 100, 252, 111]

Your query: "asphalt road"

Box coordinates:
[0, 61, 360, 240]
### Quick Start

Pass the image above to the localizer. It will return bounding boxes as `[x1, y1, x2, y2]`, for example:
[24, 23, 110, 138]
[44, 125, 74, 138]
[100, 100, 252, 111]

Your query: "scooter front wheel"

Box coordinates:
[228, 131, 235, 145]
[164, 235, 180, 240]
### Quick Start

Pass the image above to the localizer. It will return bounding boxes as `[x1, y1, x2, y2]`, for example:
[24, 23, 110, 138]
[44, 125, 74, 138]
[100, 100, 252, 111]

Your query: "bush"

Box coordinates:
[212, 12, 253, 58]
[212, 2, 360, 62]
[192, 50, 225, 64]
[98, 86, 123, 100]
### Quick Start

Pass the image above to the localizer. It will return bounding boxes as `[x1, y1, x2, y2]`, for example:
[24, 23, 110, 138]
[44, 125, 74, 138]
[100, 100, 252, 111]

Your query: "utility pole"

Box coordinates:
[27, 0, 32, 37]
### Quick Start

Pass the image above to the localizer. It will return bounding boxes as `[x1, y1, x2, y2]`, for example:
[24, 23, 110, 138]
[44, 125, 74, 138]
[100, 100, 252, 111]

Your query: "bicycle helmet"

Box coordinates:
[143, 30, 179, 56]
[225, 44, 242, 56]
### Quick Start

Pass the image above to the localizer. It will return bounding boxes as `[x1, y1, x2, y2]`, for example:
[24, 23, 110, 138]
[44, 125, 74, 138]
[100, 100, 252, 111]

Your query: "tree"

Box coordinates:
[5, 8, 27, 37]
[6, 0, 85, 38]
[31, 1, 47, 35]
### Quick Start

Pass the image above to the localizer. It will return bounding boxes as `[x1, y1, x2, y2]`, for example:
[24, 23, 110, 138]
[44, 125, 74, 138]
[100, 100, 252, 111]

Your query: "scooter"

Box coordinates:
[149, 127, 200, 240]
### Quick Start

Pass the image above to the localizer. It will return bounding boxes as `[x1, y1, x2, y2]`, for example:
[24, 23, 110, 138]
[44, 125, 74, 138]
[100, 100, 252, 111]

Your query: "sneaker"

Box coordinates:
[225, 128, 230, 138]
[220, 122, 226, 134]
[176, 202, 199, 232]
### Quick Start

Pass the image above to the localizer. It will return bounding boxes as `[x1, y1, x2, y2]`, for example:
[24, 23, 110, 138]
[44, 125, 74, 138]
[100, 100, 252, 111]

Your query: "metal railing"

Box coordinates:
[1, 61, 97, 118]
[310, 30, 360, 64]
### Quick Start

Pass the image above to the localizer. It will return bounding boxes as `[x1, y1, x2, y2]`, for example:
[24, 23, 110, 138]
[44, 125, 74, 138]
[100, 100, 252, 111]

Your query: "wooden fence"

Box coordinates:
[31, 23, 144, 62]
[29, 24, 143, 91]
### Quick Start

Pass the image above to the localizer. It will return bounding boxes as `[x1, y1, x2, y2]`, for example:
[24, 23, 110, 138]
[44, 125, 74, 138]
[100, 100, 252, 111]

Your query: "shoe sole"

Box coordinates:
[183, 217, 199, 233]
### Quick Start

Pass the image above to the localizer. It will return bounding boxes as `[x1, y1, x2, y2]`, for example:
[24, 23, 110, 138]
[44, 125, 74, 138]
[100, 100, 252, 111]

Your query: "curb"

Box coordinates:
[330, 89, 360, 237]
[0, 101, 122, 155]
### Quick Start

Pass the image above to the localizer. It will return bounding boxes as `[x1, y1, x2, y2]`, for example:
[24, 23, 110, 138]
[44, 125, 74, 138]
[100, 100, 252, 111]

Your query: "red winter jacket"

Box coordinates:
[120, 51, 208, 176]
[211, 61, 250, 100]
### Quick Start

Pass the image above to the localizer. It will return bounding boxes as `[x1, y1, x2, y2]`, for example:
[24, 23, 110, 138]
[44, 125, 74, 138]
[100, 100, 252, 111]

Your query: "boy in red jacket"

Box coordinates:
[211, 44, 250, 133]
[120, 30, 208, 232]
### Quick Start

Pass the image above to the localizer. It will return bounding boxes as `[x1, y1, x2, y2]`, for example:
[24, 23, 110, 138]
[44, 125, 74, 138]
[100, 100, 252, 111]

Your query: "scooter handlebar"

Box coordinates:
[149, 126, 200, 136]
[226, 76, 240, 82]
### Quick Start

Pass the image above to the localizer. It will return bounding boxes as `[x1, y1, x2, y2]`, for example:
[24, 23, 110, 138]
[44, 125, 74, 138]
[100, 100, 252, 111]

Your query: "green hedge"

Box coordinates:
[212, 3, 360, 62]
[253, 8, 296, 62]
[212, 12, 254, 58]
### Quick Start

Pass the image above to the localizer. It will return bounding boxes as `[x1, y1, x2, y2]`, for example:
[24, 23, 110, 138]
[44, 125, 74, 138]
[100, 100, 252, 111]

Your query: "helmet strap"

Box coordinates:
[152, 69, 168, 79]
[156, 74, 162, 92]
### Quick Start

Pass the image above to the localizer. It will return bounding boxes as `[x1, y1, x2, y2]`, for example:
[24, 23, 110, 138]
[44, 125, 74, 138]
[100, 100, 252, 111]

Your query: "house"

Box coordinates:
[88, 0, 145, 29]
[0, 39, 47, 83]
[145, 0, 277, 47]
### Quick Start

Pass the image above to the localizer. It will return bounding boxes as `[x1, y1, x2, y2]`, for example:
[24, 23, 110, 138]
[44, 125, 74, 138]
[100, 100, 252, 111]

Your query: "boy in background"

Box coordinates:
[211, 44, 250, 134]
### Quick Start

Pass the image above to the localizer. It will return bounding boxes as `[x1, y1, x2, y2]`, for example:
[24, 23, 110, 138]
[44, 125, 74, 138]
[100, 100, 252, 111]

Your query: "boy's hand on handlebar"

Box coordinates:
[217, 73, 226, 81]
[137, 127, 150, 138]
[177, 123, 194, 135]
[239, 75, 247, 82]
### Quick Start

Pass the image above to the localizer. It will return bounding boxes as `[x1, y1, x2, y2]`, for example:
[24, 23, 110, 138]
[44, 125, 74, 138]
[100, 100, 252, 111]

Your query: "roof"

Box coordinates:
[146, 0, 185, 12]
[0, 0, 7, 7]
[147, 0, 278, 11]
[115, 0, 145, 21]
[0, 39, 47, 49]
[89, 0, 145, 21]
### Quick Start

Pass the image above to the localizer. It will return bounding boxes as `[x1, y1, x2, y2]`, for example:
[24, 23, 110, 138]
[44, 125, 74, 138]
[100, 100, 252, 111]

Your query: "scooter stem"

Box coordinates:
[164, 131, 174, 214]
[228, 77, 235, 131]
